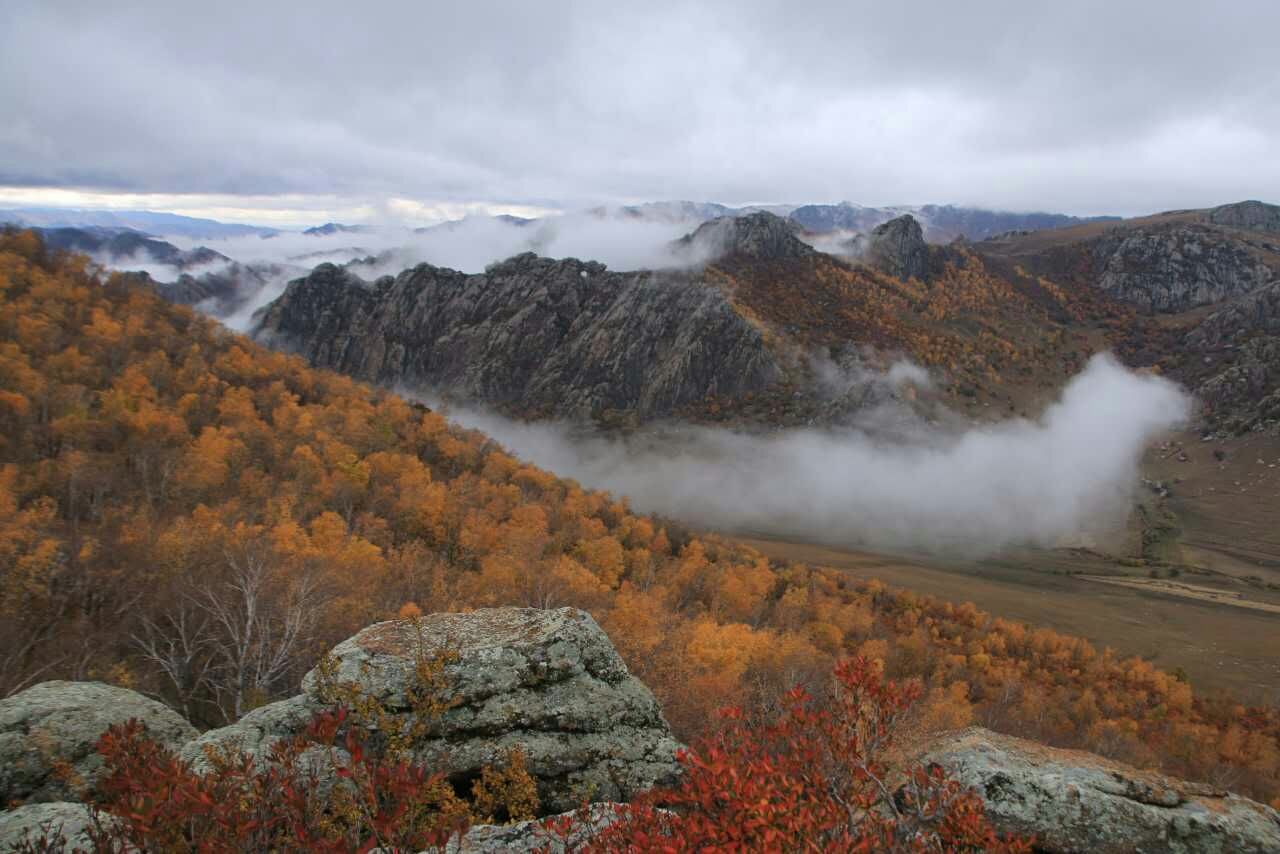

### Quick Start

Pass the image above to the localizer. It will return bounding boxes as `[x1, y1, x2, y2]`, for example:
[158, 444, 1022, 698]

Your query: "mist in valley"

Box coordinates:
[94, 212, 710, 332]
[425, 354, 1190, 557]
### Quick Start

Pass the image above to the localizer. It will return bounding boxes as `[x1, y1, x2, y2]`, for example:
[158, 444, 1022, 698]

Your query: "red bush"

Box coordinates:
[549, 657, 1032, 852]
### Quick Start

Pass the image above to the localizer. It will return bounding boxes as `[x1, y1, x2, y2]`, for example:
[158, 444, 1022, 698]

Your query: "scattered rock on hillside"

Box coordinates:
[865, 214, 929, 281]
[920, 727, 1280, 854]
[0, 802, 112, 851]
[182, 608, 682, 814]
[0, 681, 197, 804]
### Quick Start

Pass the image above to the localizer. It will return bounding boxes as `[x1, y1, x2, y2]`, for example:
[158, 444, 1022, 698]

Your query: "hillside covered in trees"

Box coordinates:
[2, 229, 1278, 808]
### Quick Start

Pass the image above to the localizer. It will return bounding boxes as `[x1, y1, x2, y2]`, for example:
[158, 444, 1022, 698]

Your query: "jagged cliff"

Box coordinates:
[256, 252, 782, 420]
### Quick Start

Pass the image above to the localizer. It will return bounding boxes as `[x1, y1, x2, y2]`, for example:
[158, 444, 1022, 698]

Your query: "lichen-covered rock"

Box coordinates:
[185, 608, 682, 815]
[437, 803, 629, 853]
[0, 681, 196, 804]
[865, 214, 930, 281]
[919, 727, 1280, 853]
[0, 802, 112, 851]
[255, 252, 781, 421]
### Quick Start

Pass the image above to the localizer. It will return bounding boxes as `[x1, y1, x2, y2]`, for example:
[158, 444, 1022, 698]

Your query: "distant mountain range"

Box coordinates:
[2, 201, 1120, 244]
[0, 207, 277, 239]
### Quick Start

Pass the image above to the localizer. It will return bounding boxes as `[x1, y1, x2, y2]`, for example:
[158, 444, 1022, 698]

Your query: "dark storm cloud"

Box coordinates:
[2, 0, 1278, 214]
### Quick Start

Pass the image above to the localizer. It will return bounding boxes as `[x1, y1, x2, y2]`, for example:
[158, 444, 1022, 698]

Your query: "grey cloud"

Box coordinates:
[3, 0, 1279, 214]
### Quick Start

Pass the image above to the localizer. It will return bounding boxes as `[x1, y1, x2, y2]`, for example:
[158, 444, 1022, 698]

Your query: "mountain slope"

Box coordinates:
[258, 253, 781, 420]
[255, 211, 1124, 424]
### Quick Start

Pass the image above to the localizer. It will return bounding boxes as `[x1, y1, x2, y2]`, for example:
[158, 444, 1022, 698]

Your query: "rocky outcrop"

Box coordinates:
[0, 681, 197, 804]
[1187, 278, 1280, 349]
[865, 214, 930, 281]
[443, 803, 627, 853]
[1196, 336, 1280, 434]
[1091, 223, 1275, 313]
[677, 211, 815, 262]
[920, 727, 1280, 853]
[1204, 200, 1280, 234]
[255, 254, 781, 421]
[183, 608, 682, 815]
[0, 802, 110, 851]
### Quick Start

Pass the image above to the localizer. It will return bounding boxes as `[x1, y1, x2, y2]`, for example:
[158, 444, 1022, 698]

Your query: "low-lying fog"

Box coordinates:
[105, 213, 711, 331]
[424, 354, 1190, 557]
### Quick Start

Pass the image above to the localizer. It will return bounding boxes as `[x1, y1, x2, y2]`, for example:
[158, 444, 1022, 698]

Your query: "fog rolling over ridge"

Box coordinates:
[429, 355, 1190, 556]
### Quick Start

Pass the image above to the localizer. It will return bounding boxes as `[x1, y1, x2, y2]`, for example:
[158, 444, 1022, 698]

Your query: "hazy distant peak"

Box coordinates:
[678, 210, 815, 262]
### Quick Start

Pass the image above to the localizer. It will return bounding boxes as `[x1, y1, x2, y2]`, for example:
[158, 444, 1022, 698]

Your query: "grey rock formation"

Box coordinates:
[865, 214, 929, 281]
[0, 681, 196, 804]
[1196, 336, 1280, 434]
[183, 608, 682, 815]
[1204, 200, 1280, 234]
[1187, 279, 1280, 349]
[678, 211, 815, 262]
[439, 803, 628, 853]
[0, 802, 110, 851]
[256, 254, 780, 420]
[920, 727, 1280, 854]
[1092, 224, 1274, 313]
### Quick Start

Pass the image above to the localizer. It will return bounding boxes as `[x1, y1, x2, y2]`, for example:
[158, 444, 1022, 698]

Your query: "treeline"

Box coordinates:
[1, 229, 1277, 806]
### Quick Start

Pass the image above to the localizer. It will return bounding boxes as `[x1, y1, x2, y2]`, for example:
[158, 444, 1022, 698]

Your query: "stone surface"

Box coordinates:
[0, 802, 110, 851]
[920, 727, 1280, 854]
[184, 608, 682, 815]
[436, 803, 628, 853]
[678, 211, 815, 262]
[865, 214, 930, 281]
[1204, 200, 1280, 234]
[1091, 223, 1275, 313]
[0, 681, 197, 804]
[256, 253, 780, 421]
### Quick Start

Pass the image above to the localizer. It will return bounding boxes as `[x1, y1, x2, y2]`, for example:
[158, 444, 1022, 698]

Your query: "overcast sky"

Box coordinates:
[2, 0, 1278, 225]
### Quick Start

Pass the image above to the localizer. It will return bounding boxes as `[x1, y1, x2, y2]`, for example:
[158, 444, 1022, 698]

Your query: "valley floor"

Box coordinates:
[736, 534, 1280, 705]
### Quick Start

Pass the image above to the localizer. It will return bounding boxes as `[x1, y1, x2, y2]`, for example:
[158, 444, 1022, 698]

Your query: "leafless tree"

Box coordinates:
[133, 604, 214, 720]
[196, 542, 325, 722]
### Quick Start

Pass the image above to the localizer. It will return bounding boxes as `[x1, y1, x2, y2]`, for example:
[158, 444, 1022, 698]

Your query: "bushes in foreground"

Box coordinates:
[15, 658, 1027, 853]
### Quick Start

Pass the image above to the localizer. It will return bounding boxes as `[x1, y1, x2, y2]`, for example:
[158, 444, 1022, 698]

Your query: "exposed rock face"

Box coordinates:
[183, 608, 682, 815]
[865, 214, 929, 281]
[1187, 278, 1280, 349]
[1196, 337, 1280, 434]
[443, 803, 626, 853]
[920, 727, 1280, 854]
[1205, 200, 1280, 233]
[0, 802, 109, 851]
[0, 681, 197, 804]
[256, 254, 780, 420]
[1091, 224, 1275, 313]
[677, 211, 815, 262]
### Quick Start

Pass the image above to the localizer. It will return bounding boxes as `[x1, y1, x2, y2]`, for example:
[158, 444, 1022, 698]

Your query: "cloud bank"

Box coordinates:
[3, 1, 1279, 215]
[432, 354, 1189, 556]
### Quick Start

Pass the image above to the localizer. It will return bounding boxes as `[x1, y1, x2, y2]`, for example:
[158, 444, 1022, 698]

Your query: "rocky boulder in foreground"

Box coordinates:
[182, 607, 682, 814]
[0, 681, 197, 805]
[0, 802, 111, 851]
[919, 727, 1280, 853]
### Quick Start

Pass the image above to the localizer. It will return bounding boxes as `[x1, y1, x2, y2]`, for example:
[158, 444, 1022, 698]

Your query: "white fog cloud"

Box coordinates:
[429, 355, 1189, 556]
